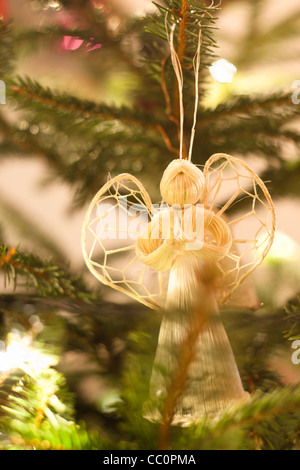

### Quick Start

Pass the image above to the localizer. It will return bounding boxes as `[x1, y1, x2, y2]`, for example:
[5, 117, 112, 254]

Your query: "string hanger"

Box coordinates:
[165, 13, 202, 162]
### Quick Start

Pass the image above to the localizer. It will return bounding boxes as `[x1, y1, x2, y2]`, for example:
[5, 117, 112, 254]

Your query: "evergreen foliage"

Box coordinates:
[0, 0, 300, 450]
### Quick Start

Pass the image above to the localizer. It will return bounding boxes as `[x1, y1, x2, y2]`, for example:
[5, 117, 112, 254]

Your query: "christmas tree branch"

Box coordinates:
[147, 0, 218, 68]
[197, 93, 298, 130]
[158, 311, 209, 450]
[0, 113, 66, 173]
[158, 265, 218, 450]
[0, 244, 96, 301]
[9, 79, 165, 129]
[7, 77, 178, 156]
[176, 0, 190, 66]
[0, 293, 146, 324]
[146, 1, 218, 157]
[172, 0, 190, 158]
[283, 295, 300, 341]
[0, 364, 103, 450]
[190, 385, 300, 450]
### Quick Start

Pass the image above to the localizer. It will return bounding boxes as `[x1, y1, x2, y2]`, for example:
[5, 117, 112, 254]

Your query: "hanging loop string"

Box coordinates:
[188, 25, 202, 162]
[167, 20, 184, 159]
[165, 15, 202, 162]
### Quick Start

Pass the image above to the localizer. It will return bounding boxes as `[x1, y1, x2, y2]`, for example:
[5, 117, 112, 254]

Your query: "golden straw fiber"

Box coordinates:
[81, 154, 275, 424]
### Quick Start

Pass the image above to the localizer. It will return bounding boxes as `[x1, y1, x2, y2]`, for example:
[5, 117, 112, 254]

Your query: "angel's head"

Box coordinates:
[160, 159, 205, 206]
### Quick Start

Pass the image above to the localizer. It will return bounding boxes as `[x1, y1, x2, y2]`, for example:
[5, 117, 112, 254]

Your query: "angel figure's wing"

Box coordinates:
[81, 174, 168, 309]
[203, 153, 275, 305]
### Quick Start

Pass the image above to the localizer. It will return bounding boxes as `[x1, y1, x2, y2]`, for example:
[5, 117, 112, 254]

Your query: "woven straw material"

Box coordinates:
[81, 154, 275, 424]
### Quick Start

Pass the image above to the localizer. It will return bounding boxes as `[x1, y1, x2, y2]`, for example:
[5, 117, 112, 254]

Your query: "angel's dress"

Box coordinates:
[141, 211, 248, 425]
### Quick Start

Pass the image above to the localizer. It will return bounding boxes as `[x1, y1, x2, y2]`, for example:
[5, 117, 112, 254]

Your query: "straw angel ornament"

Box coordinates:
[81, 20, 275, 425]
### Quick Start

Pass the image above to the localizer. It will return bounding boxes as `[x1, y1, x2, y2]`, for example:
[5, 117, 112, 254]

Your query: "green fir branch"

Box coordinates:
[186, 385, 300, 450]
[284, 295, 300, 342]
[8, 77, 166, 129]
[0, 367, 104, 450]
[197, 92, 299, 130]
[0, 244, 96, 302]
[146, 0, 218, 68]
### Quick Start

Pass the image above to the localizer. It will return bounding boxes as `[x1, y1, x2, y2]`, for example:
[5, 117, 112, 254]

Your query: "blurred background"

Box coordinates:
[1, 0, 299, 274]
[1, 0, 300, 450]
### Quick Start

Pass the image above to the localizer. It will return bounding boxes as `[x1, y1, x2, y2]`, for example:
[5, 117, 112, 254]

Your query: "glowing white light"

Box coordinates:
[48, 1, 62, 9]
[266, 231, 300, 262]
[0, 340, 24, 372]
[209, 59, 237, 83]
[0, 335, 57, 375]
